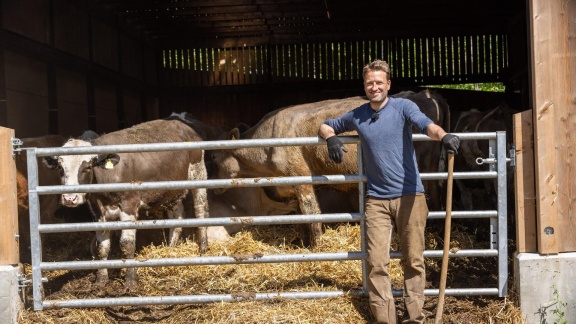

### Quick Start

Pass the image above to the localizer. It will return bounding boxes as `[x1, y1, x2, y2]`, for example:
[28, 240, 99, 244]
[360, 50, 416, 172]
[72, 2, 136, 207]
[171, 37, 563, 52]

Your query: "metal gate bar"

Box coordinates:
[25, 132, 508, 310]
[36, 210, 496, 234]
[41, 287, 500, 309]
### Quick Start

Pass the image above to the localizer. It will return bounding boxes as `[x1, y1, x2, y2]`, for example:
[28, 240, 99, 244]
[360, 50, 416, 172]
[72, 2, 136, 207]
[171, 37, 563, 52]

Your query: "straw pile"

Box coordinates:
[19, 221, 525, 323]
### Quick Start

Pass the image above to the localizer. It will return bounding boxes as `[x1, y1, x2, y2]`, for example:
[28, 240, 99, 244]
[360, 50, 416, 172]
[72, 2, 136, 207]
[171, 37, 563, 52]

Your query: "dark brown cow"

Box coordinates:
[43, 114, 210, 289]
[390, 89, 451, 210]
[453, 102, 516, 210]
[210, 93, 448, 246]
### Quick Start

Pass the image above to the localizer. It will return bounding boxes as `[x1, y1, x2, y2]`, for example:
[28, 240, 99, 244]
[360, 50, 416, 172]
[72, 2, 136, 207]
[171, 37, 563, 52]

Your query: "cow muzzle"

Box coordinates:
[61, 193, 84, 206]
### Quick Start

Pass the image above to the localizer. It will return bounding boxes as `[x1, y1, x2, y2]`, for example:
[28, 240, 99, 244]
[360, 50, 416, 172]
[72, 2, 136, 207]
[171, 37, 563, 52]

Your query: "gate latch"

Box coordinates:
[475, 144, 516, 167]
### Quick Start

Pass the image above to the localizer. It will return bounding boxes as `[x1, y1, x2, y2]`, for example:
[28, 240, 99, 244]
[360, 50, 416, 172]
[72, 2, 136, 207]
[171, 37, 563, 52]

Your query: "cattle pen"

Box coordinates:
[4, 131, 510, 312]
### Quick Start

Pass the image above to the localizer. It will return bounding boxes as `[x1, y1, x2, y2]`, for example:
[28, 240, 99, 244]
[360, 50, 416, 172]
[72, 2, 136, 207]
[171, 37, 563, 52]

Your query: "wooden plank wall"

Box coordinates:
[0, 0, 159, 137]
[530, 0, 576, 253]
[161, 33, 508, 88]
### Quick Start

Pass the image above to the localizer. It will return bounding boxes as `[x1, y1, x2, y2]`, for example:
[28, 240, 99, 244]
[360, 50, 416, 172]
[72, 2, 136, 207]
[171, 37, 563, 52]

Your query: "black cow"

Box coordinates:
[452, 102, 516, 211]
[391, 89, 451, 211]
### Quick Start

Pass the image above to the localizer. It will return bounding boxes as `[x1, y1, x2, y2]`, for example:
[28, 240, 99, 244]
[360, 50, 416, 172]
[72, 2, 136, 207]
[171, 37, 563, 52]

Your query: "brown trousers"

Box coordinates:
[365, 194, 428, 324]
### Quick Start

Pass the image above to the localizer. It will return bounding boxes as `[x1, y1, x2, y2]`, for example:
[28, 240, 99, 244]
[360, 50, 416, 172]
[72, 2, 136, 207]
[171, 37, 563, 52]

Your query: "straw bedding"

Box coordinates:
[19, 220, 524, 323]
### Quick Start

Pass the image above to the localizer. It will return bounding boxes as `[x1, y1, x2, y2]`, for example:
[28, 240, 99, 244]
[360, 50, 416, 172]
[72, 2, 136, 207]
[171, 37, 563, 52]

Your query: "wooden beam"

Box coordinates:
[513, 110, 537, 253]
[529, 0, 576, 253]
[0, 127, 19, 265]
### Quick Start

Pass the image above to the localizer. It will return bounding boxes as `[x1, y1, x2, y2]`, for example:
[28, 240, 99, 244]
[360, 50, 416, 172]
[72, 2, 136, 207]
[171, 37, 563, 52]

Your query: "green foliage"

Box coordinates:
[551, 285, 568, 324]
[424, 82, 505, 92]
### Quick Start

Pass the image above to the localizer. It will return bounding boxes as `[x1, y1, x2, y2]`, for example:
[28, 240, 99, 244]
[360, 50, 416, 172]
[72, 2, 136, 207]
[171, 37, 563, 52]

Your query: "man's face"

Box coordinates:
[363, 70, 391, 104]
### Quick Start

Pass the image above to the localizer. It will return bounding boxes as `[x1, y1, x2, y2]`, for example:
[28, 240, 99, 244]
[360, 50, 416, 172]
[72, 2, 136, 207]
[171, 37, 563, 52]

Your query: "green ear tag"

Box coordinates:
[105, 159, 114, 169]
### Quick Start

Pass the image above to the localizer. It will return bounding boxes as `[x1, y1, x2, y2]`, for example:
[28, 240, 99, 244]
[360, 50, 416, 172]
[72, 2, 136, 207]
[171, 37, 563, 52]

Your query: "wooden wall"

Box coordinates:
[529, 0, 576, 253]
[158, 32, 517, 129]
[0, 0, 159, 138]
[161, 34, 509, 88]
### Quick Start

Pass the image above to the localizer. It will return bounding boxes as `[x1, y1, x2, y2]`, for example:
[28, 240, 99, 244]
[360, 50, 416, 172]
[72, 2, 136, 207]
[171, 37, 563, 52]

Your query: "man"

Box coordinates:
[318, 60, 460, 324]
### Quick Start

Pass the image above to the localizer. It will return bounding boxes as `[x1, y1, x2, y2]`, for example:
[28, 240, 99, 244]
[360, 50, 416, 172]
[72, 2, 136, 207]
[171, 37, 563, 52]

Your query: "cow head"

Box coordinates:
[210, 128, 242, 194]
[42, 139, 120, 207]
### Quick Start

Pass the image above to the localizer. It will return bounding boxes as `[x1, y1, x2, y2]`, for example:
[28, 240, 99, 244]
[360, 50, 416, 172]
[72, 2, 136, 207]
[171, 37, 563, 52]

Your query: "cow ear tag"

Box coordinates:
[231, 135, 236, 140]
[105, 159, 114, 169]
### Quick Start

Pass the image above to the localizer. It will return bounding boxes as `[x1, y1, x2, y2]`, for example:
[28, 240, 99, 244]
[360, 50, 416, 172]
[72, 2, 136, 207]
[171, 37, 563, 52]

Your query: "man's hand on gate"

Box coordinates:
[326, 136, 348, 163]
[442, 133, 460, 154]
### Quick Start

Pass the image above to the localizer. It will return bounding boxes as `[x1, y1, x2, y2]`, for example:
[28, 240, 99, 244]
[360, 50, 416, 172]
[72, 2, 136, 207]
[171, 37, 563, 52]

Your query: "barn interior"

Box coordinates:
[0, 1, 555, 322]
[0, 0, 529, 138]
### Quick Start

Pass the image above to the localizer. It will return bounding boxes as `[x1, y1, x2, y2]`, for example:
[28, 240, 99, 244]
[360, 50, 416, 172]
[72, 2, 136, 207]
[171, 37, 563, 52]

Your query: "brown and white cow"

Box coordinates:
[43, 114, 210, 289]
[15, 134, 94, 263]
[390, 89, 451, 210]
[452, 102, 516, 210]
[210, 93, 448, 246]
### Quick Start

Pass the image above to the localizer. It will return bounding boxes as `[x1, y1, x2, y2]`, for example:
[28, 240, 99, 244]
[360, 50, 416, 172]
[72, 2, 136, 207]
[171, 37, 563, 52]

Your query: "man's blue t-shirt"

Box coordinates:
[323, 97, 433, 199]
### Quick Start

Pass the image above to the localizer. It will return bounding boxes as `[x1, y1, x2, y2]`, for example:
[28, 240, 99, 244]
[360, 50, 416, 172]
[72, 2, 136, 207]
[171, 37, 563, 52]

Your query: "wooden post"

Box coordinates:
[513, 110, 537, 253]
[530, 0, 576, 253]
[0, 127, 19, 264]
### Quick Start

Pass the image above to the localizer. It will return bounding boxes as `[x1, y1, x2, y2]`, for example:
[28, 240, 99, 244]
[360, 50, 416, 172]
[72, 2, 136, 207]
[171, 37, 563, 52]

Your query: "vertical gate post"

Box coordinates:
[496, 131, 508, 297]
[0, 127, 22, 324]
[0, 127, 19, 264]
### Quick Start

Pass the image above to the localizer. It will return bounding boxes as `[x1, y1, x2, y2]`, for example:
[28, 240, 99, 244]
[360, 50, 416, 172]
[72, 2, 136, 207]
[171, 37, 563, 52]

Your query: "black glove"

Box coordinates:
[326, 136, 348, 163]
[442, 133, 460, 154]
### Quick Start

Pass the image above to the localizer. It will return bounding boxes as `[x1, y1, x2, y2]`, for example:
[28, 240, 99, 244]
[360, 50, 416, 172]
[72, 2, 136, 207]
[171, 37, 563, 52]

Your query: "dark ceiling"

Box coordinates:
[95, 0, 526, 48]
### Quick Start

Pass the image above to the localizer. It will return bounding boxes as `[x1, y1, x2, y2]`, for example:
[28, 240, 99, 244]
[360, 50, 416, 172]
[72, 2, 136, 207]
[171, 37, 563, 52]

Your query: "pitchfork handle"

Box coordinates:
[435, 151, 455, 324]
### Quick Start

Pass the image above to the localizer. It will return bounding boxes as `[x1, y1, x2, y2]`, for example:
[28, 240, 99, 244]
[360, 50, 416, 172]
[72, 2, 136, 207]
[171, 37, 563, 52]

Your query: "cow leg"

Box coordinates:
[119, 211, 138, 290]
[191, 187, 208, 253]
[426, 180, 442, 211]
[166, 201, 184, 247]
[189, 156, 209, 254]
[295, 184, 323, 248]
[455, 179, 474, 210]
[94, 230, 111, 287]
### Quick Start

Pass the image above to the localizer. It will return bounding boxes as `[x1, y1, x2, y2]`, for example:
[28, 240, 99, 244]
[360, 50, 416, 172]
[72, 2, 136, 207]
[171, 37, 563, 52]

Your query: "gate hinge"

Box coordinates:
[12, 137, 23, 158]
[17, 273, 31, 288]
[508, 144, 516, 168]
[18, 273, 47, 288]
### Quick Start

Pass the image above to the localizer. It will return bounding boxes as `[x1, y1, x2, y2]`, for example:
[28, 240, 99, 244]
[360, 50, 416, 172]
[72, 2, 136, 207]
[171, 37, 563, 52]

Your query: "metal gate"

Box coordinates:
[23, 132, 509, 310]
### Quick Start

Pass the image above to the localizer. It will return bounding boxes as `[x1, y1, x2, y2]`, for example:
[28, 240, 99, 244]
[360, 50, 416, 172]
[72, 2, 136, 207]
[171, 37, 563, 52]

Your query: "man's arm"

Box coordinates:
[426, 123, 448, 141]
[318, 123, 337, 140]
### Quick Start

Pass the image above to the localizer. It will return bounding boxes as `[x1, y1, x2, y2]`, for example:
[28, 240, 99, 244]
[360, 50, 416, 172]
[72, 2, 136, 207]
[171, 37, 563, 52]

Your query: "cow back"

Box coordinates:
[242, 96, 367, 176]
[91, 119, 205, 209]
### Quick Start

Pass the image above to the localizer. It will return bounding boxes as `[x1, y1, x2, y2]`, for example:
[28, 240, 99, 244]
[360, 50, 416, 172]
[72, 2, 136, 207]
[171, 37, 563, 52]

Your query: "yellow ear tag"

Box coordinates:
[231, 135, 236, 140]
[105, 159, 114, 169]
